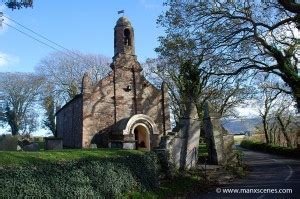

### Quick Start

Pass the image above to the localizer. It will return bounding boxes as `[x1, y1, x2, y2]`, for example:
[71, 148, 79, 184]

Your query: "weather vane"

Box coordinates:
[118, 10, 124, 16]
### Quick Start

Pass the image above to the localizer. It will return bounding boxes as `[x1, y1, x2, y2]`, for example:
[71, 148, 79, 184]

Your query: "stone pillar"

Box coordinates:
[123, 134, 136, 150]
[160, 102, 200, 170]
[203, 102, 225, 165]
[181, 103, 201, 169]
[82, 72, 92, 94]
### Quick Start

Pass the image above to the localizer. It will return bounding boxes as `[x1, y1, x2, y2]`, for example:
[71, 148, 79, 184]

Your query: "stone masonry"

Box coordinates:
[56, 17, 171, 149]
[203, 102, 236, 165]
[159, 102, 201, 170]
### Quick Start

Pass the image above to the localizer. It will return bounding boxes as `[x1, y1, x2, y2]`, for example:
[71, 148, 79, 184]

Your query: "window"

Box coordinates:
[124, 28, 131, 46]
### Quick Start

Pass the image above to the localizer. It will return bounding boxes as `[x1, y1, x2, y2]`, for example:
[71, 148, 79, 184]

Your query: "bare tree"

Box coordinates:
[257, 84, 281, 144]
[0, 72, 44, 136]
[36, 50, 111, 106]
[160, 0, 300, 111]
[273, 96, 297, 147]
[257, 78, 298, 146]
[143, 57, 252, 122]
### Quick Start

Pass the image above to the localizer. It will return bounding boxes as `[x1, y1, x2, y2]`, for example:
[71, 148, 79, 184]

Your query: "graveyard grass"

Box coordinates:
[0, 148, 143, 166]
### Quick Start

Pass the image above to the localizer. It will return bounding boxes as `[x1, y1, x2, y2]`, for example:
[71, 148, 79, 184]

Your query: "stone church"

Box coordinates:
[56, 17, 171, 150]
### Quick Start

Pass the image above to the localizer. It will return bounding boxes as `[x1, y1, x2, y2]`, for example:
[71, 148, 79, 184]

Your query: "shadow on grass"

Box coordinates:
[126, 170, 213, 199]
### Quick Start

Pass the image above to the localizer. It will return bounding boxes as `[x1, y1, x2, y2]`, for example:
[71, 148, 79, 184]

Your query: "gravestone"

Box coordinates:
[44, 137, 63, 150]
[23, 143, 40, 151]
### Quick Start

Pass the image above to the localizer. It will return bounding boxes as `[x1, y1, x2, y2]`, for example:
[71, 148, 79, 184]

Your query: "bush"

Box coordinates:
[154, 149, 176, 179]
[240, 140, 300, 158]
[0, 135, 18, 151]
[0, 151, 159, 198]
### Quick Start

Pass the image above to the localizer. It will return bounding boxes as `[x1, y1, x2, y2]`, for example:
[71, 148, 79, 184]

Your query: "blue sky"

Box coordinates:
[0, 0, 166, 72]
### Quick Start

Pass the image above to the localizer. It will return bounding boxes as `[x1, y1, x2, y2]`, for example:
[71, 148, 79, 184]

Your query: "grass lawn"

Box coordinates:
[0, 148, 143, 166]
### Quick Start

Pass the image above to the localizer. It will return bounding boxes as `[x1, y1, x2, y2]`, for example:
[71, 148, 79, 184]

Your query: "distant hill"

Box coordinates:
[221, 117, 262, 135]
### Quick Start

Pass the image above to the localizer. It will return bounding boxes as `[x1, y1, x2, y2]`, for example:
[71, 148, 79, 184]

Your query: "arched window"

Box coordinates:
[124, 28, 131, 46]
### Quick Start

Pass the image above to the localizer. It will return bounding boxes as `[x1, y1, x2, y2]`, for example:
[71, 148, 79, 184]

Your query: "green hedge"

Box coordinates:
[240, 140, 300, 158]
[0, 152, 159, 198]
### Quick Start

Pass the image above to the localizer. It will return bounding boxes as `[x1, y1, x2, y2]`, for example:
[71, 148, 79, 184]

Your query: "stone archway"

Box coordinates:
[122, 114, 159, 150]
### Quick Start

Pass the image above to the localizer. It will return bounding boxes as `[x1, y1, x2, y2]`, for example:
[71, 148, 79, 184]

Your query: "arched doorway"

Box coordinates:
[122, 114, 160, 150]
[133, 124, 150, 151]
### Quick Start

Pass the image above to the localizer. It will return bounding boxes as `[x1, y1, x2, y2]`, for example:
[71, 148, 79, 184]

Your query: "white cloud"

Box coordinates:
[235, 99, 260, 118]
[0, 52, 20, 68]
[235, 106, 260, 118]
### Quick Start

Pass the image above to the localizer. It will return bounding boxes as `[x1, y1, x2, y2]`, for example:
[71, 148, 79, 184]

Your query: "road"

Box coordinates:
[196, 148, 300, 199]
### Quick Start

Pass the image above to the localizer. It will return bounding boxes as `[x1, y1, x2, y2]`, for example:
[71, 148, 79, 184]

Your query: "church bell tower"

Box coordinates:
[111, 16, 142, 123]
[114, 17, 135, 56]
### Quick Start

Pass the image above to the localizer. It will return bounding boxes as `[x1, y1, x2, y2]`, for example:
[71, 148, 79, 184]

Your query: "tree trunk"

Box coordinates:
[277, 115, 292, 148]
[262, 117, 270, 144]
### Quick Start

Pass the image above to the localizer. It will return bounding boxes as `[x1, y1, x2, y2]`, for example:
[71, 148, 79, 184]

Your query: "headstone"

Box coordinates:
[17, 145, 22, 151]
[23, 143, 40, 151]
[44, 137, 63, 150]
[0, 135, 18, 151]
[90, 144, 97, 149]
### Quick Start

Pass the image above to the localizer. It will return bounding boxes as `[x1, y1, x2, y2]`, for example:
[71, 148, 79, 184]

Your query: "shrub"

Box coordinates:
[0, 135, 18, 151]
[154, 149, 176, 179]
[0, 151, 159, 198]
[240, 140, 300, 158]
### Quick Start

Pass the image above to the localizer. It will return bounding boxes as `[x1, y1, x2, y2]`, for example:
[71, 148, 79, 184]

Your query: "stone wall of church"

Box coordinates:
[56, 96, 83, 148]
[81, 55, 171, 148]
[82, 74, 115, 148]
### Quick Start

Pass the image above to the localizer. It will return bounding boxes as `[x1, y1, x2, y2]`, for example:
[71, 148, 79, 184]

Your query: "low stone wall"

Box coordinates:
[44, 137, 63, 150]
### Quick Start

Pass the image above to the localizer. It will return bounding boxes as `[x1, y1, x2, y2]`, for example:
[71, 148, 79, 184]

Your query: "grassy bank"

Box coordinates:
[240, 140, 300, 158]
[0, 149, 159, 198]
[126, 170, 212, 199]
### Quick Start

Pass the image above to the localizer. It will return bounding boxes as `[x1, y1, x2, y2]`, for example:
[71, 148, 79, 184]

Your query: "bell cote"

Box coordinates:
[114, 17, 135, 56]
